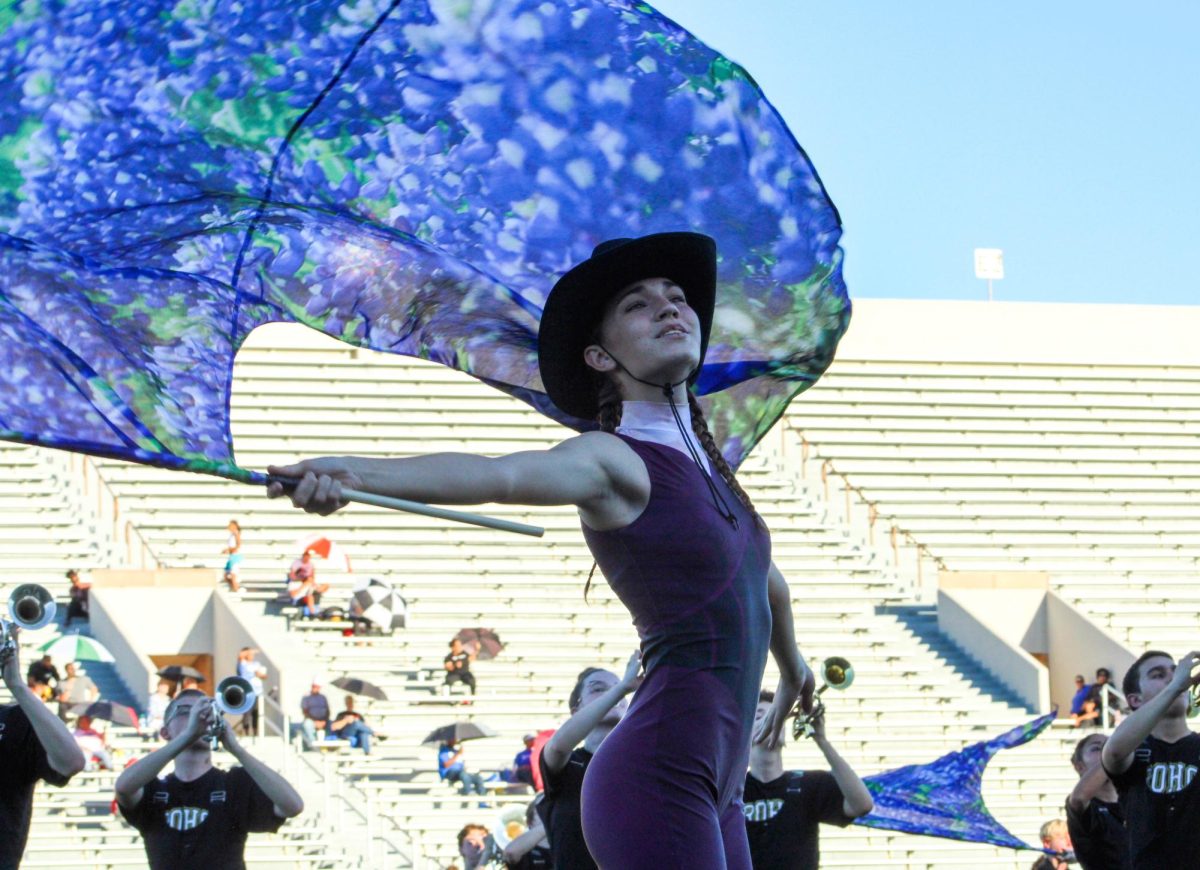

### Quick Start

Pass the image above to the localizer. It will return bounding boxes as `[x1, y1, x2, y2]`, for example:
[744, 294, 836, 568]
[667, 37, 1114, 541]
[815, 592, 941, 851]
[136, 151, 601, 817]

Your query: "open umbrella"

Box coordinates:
[332, 676, 388, 702]
[455, 628, 504, 661]
[71, 700, 139, 730]
[156, 666, 205, 683]
[422, 721, 497, 746]
[294, 534, 352, 572]
[350, 577, 406, 632]
[38, 635, 114, 663]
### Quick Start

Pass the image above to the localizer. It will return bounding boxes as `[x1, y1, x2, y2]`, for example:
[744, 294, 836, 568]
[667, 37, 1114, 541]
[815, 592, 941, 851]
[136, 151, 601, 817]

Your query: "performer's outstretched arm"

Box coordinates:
[810, 712, 873, 818]
[116, 699, 214, 808]
[1067, 761, 1112, 812]
[753, 563, 815, 750]
[220, 725, 304, 818]
[268, 431, 646, 520]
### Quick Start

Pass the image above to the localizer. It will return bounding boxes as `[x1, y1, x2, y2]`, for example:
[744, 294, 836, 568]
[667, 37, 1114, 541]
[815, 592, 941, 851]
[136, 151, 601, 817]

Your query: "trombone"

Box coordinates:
[207, 676, 257, 748]
[0, 584, 56, 666]
[793, 656, 855, 740]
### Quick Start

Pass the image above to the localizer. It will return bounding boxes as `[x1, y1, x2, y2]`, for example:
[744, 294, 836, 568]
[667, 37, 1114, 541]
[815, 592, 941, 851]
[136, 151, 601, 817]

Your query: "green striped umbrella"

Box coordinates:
[37, 635, 115, 663]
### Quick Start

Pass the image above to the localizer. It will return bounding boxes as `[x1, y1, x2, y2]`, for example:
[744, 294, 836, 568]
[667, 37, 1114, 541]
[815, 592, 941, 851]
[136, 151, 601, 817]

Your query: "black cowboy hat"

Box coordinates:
[537, 232, 716, 420]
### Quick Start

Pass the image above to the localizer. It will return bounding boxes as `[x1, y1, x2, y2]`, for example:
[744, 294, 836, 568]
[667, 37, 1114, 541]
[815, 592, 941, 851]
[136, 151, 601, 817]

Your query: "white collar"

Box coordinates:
[616, 400, 712, 473]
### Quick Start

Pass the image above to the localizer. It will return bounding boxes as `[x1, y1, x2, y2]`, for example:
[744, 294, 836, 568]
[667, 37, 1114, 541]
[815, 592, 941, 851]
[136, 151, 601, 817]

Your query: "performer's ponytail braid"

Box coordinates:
[688, 392, 760, 524]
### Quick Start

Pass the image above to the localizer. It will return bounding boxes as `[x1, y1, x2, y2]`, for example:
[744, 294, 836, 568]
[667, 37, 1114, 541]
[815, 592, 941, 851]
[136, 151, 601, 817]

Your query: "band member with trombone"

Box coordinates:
[115, 682, 304, 869]
[1, 585, 86, 868]
[744, 666, 873, 870]
[1101, 650, 1200, 870]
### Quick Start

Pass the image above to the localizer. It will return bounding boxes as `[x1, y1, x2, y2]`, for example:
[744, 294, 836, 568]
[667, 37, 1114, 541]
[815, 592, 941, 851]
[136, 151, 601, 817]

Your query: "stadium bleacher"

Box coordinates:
[4, 298, 1196, 868]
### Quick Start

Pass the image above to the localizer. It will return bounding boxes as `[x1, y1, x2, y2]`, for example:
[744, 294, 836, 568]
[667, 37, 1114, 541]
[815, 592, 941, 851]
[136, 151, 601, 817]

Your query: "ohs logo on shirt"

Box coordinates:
[744, 798, 784, 823]
[1145, 762, 1199, 795]
[164, 807, 210, 831]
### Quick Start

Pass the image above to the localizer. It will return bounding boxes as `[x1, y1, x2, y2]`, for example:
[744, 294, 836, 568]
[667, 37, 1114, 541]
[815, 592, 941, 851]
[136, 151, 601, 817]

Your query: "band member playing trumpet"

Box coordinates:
[744, 690, 873, 870]
[1, 624, 86, 867]
[115, 690, 303, 869]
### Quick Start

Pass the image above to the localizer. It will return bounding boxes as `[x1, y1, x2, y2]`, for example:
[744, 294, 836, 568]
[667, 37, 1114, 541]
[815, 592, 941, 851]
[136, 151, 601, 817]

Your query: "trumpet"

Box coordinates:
[207, 676, 257, 748]
[0, 584, 56, 666]
[793, 656, 854, 740]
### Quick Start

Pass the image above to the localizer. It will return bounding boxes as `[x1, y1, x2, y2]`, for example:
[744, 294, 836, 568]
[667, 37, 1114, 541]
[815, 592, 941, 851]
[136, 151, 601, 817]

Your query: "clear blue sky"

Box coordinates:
[651, 1, 1199, 305]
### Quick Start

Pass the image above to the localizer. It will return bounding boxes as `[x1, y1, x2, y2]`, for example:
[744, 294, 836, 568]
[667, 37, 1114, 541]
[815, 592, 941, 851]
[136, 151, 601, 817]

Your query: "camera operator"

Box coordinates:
[1, 626, 86, 867]
[115, 689, 303, 869]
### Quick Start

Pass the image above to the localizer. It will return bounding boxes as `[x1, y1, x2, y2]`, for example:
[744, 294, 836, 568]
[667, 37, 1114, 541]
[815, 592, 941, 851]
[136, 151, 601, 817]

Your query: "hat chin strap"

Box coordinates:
[597, 345, 737, 530]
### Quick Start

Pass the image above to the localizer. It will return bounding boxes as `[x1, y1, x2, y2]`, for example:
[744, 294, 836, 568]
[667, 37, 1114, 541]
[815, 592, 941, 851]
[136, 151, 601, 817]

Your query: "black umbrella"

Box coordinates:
[156, 665, 205, 683]
[332, 676, 388, 701]
[421, 721, 497, 746]
[455, 628, 504, 661]
[71, 700, 139, 730]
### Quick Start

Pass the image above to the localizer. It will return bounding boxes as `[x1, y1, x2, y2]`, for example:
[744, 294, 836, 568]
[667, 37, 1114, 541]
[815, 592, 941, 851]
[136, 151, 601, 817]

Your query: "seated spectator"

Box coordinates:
[64, 569, 90, 626]
[286, 551, 330, 618]
[502, 796, 552, 870]
[1075, 667, 1122, 729]
[56, 662, 98, 721]
[1030, 818, 1073, 870]
[503, 734, 536, 786]
[444, 638, 477, 695]
[439, 741, 487, 795]
[299, 680, 331, 750]
[27, 676, 54, 703]
[73, 715, 114, 771]
[1068, 675, 1090, 719]
[27, 654, 60, 694]
[329, 695, 375, 755]
[143, 679, 172, 735]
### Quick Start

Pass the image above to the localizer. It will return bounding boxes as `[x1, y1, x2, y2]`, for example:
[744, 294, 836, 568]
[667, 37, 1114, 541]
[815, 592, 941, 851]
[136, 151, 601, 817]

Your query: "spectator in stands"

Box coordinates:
[1029, 819, 1073, 870]
[444, 637, 477, 695]
[504, 733, 536, 787]
[27, 653, 59, 694]
[439, 741, 487, 796]
[64, 568, 90, 625]
[503, 795, 552, 870]
[1068, 675, 1090, 721]
[287, 550, 329, 618]
[744, 691, 873, 870]
[299, 680, 331, 749]
[329, 695, 375, 755]
[73, 714, 114, 770]
[0, 624, 85, 868]
[236, 647, 267, 736]
[1101, 649, 1200, 869]
[1065, 732, 1127, 870]
[222, 520, 243, 593]
[538, 653, 641, 870]
[115, 690, 303, 869]
[57, 661, 98, 721]
[143, 679, 173, 735]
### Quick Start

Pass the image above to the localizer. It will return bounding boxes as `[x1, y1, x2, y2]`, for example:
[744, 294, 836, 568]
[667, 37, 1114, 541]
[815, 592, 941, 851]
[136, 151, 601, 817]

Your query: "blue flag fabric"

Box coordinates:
[0, 0, 849, 482]
[856, 711, 1057, 851]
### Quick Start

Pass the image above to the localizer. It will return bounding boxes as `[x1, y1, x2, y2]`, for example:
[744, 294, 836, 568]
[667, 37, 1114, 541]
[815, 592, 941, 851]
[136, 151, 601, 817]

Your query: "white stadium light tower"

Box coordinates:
[974, 248, 1004, 301]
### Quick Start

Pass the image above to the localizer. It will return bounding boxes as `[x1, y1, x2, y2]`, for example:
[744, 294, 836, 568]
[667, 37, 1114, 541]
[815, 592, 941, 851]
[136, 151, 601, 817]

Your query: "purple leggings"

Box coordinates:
[580, 667, 752, 869]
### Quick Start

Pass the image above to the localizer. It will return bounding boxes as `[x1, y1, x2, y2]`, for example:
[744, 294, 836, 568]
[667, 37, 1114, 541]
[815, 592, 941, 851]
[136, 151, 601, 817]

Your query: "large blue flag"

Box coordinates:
[856, 712, 1058, 851]
[0, 0, 849, 482]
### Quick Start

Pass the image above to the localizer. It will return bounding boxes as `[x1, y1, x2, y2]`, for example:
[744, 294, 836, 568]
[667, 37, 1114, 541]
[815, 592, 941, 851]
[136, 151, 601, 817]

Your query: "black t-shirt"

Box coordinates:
[536, 747, 595, 870]
[508, 845, 553, 870]
[0, 704, 73, 867]
[743, 770, 854, 870]
[1065, 796, 1129, 870]
[445, 652, 471, 672]
[1105, 732, 1200, 869]
[119, 765, 285, 870]
[26, 661, 59, 687]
